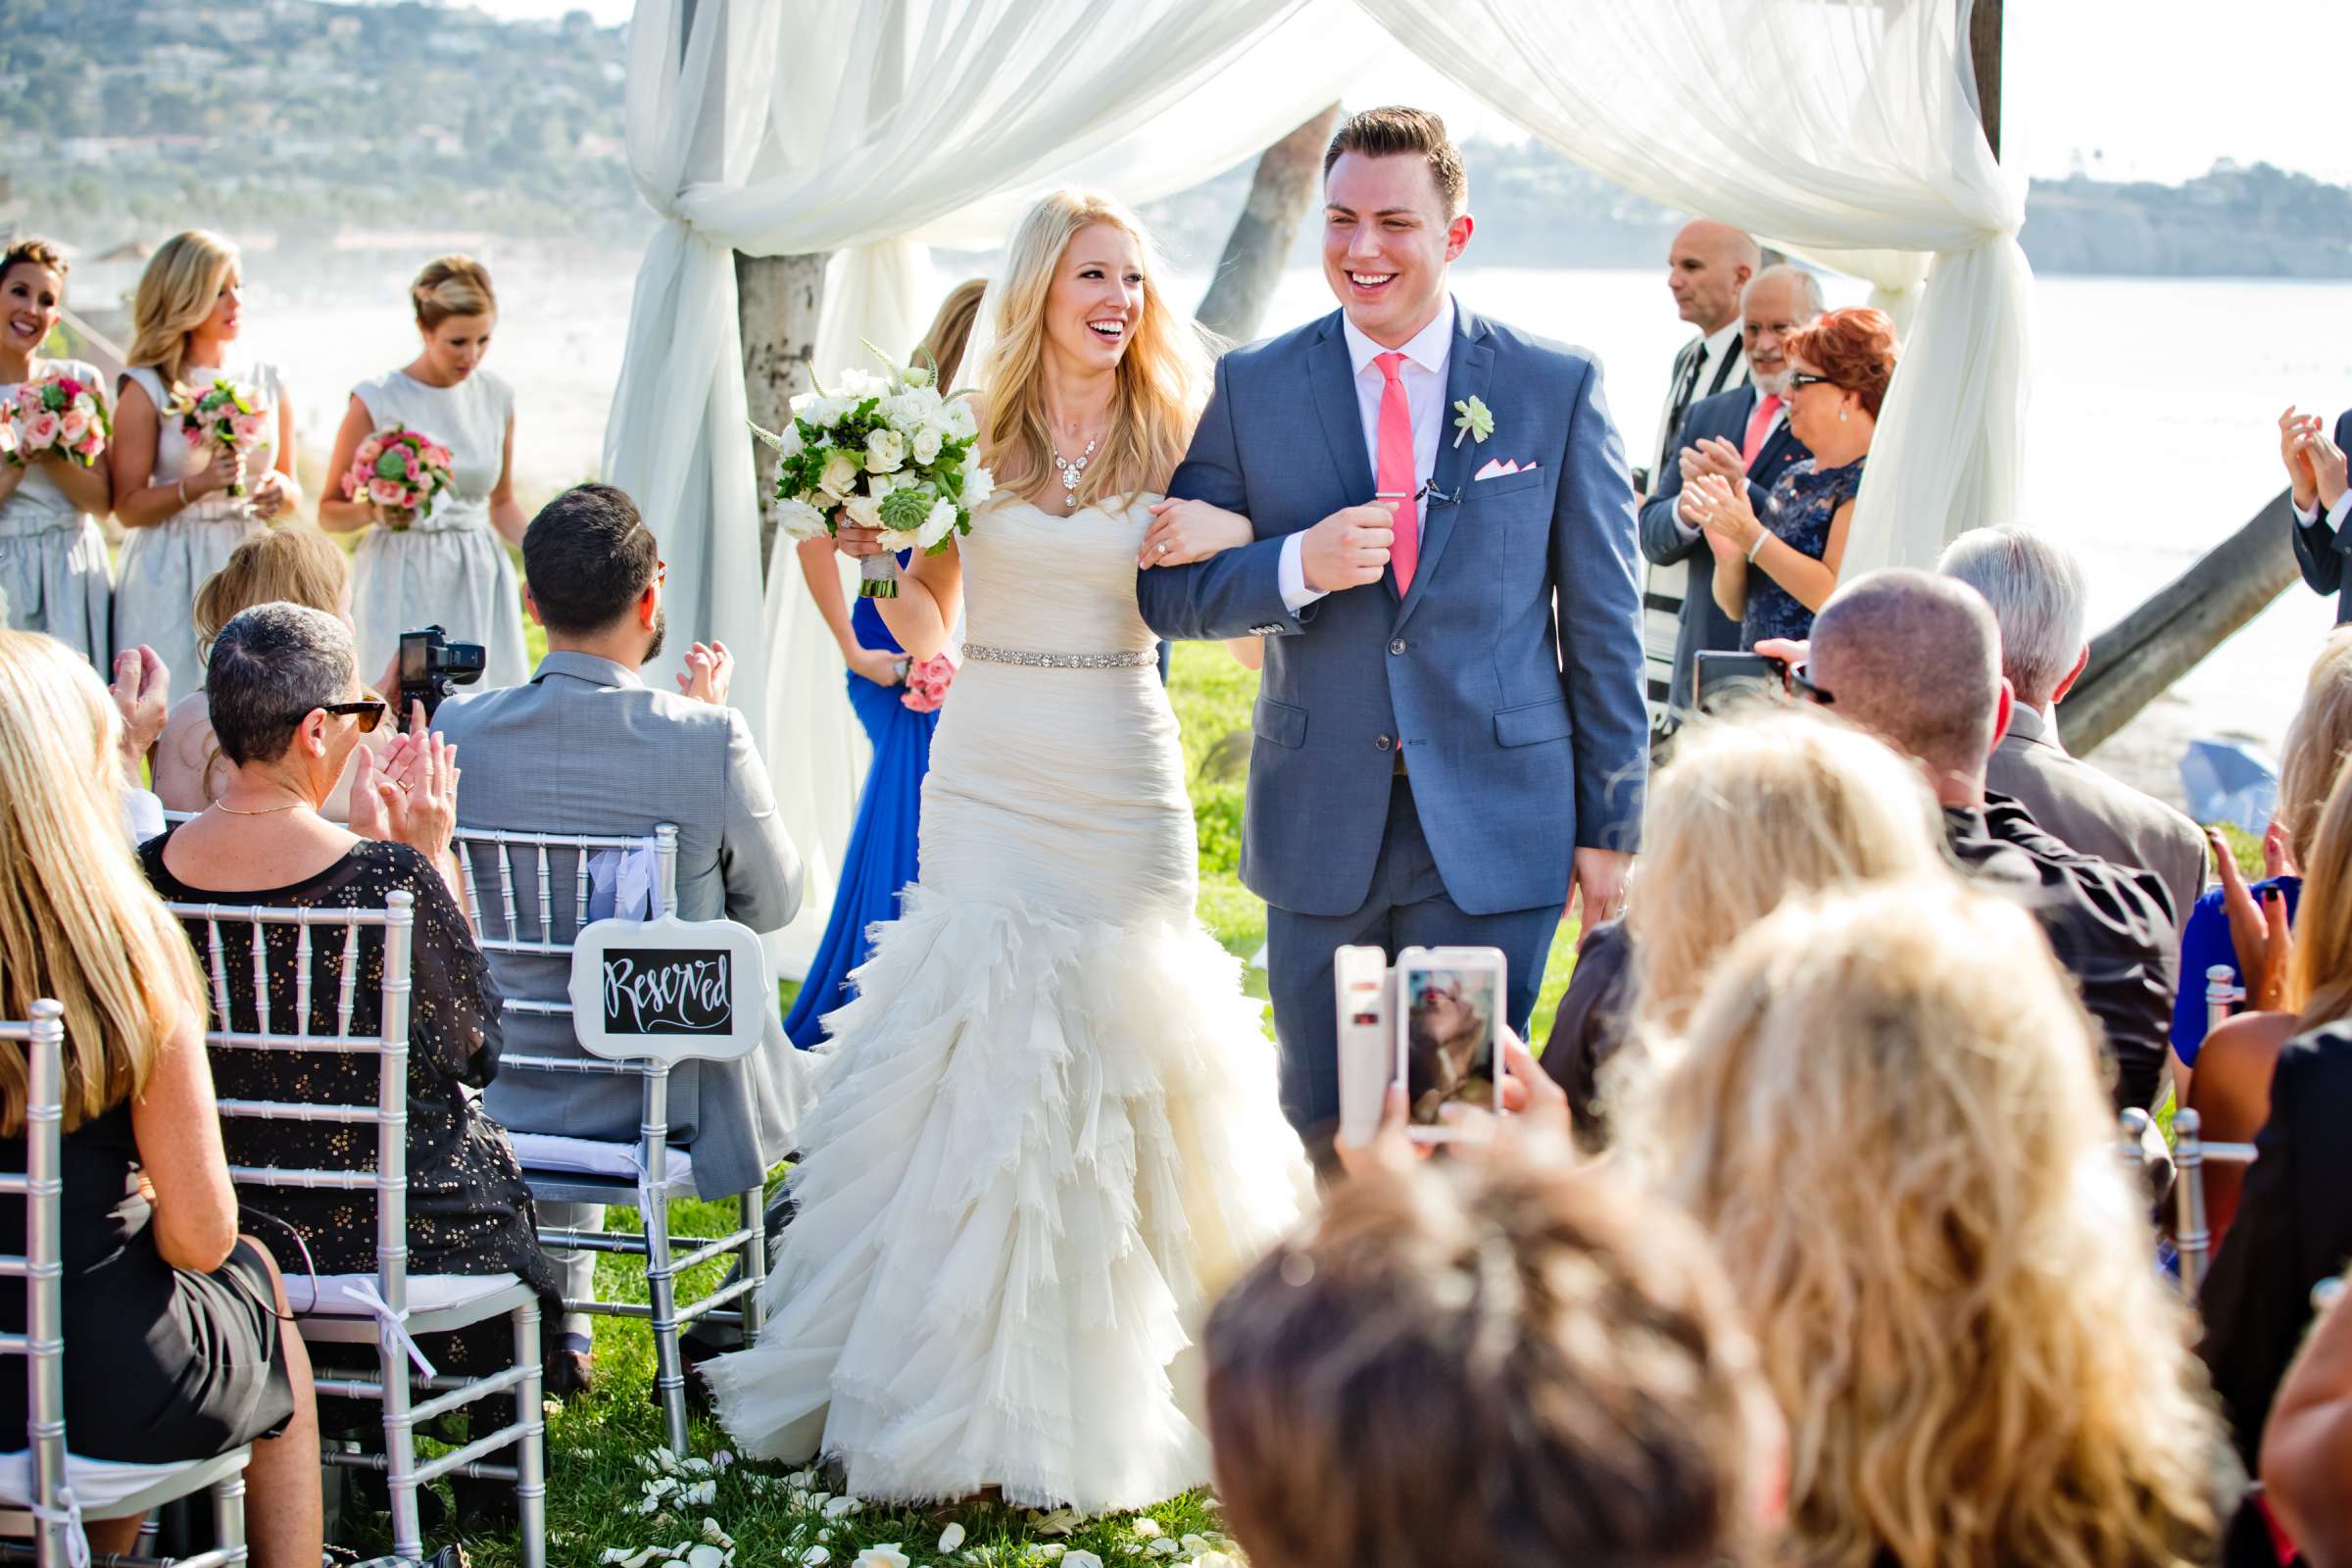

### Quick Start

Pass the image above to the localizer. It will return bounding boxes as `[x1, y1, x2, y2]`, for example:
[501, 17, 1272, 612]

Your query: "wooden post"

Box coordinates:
[2057, 493, 2301, 757]
[1197, 103, 1342, 344]
[1970, 0, 2002, 160]
[736, 251, 829, 574]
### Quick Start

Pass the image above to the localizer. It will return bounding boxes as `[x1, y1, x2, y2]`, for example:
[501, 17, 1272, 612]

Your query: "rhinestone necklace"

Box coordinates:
[1051, 435, 1099, 509]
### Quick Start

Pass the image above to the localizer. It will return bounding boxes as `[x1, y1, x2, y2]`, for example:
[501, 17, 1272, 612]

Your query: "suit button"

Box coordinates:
[1389, 638, 1406, 656]
[1375, 734, 1394, 751]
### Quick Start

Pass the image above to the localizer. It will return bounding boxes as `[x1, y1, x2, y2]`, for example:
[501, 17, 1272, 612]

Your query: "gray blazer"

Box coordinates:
[1137, 302, 1649, 917]
[1987, 705, 2206, 949]
[434, 651, 805, 1197]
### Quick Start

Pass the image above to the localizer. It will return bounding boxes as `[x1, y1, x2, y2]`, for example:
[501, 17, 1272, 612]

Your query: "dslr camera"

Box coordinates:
[398, 625, 486, 720]
[1334, 944, 1507, 1148]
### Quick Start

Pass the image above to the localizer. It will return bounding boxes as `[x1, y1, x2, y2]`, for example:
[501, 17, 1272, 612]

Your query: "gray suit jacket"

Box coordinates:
[434, 652, 805, 1197]
[1987, 705, 2206, 949]
[1137, 302, 1649, 917]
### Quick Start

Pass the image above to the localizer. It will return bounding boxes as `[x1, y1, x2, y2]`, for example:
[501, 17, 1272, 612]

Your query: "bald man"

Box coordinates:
[1803, 570, 2176, 1114]
[1641, 220, 1759, 734]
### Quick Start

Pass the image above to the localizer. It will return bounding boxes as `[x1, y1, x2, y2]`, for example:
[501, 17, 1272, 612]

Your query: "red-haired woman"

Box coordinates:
[1683, 305, 1899, 647]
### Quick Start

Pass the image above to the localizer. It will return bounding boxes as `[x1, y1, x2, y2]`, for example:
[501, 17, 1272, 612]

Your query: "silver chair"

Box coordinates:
[0, 1002, 251, 1568]
[171, 893, 545, 1568]
[2120, 1105, 2260, 1298]
[2205, 962, 2245, 1038]
[452, 824, 767, 1455]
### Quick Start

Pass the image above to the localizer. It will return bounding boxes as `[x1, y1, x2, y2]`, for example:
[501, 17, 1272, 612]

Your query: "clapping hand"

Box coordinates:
[248, 469, 293, 521]
[2210, 824, 2293, 1011]
[108, 645, 170, 772]
[676, 640, 734, 706]
[1680, 435, 1747, 488]
[350, 701, 459, 856]
[2281, 407, 2326, 510]
[1684, 472, 1764, 552]
[2310, 427, 2350, 512]
[1138, 499, 1252, 568]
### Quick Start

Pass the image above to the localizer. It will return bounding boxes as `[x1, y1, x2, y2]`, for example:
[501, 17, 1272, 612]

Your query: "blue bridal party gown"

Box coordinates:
[783, 586, 939, 1045]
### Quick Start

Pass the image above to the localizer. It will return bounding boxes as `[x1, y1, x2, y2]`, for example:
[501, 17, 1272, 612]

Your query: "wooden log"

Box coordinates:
[735, 250, 829, 574]
[1196, 103, 1341, 344]
[2058, 492, 2300, 757]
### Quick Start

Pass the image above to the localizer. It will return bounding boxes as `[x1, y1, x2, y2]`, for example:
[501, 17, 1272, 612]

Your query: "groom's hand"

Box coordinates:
[1568, 848, 1633, 950]
[1299, 504, 1396, 592]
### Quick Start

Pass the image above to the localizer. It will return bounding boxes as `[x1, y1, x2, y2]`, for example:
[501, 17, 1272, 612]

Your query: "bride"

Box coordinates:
[702, 190, 1313, 1512]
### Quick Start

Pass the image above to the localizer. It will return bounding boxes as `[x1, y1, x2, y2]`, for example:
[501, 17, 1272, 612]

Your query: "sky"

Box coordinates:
[459, 0, 2352, 188]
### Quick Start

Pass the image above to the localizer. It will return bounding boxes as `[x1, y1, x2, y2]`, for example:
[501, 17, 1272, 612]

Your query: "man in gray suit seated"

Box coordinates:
[1939, 524, 2206, 947]
[435, 483, 804, 1389]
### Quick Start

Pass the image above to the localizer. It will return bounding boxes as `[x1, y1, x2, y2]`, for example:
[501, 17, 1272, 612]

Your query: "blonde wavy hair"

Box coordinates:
[2277, 625, 2352, 870]
[125, 229, 239, 403]
[0, 633, 205, 1135]
[194, 525, 350, 660]
[1622, 881, 2227, 1568]
[977, 190, 1208, 509]
[1627, 707, 1949, 1033]
[411, 254, 496, 330]
[2288, 742, 2352, 1028]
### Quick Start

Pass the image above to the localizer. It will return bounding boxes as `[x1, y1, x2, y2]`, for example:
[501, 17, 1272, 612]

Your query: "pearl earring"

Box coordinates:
[1838, 409, 1848, 422]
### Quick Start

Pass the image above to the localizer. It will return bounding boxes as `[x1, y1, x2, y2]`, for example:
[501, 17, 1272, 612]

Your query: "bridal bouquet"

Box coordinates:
[752, 345, 992, 600]
[5, 372, 110, 466]
[176, 375, 270, 497]
[342, 424, 456, 530]
[899, 652, 956, 714]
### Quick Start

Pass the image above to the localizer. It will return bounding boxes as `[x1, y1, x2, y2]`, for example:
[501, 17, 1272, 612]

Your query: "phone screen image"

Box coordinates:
[1400, 963, 1500, 1126]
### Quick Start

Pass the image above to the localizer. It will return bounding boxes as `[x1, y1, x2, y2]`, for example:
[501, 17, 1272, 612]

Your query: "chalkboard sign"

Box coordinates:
[567, 913, 767, 1063]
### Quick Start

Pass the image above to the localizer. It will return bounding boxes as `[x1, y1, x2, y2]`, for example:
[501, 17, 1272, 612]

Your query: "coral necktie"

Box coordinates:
[1374, 351, 1420, 592]
[1741, 393, 1784, 468]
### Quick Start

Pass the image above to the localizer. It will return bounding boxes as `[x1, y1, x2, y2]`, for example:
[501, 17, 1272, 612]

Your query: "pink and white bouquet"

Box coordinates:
[342, 424, 455, 531]
[751, 343, 992, 600]
[174, 376, 270, 497]
[5, 373, 109, 467]
[899, 652, 956, 713]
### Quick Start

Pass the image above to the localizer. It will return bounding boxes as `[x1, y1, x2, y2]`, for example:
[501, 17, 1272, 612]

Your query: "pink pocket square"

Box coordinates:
[1474, 458, 1539, 481]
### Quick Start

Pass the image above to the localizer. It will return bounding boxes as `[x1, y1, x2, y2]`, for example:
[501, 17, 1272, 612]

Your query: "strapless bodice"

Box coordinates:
[957, 494, 1157, 658]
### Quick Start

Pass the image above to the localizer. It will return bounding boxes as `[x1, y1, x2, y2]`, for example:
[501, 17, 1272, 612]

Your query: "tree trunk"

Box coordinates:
[736, 250, 829, 574]
[1970, 0, 2003, 160]
[2058, 492, 2300, 757]
[1196, 103, 1341, 344]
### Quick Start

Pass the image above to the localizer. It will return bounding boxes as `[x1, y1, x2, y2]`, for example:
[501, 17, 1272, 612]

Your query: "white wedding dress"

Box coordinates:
[705, 493, 1313, 1513]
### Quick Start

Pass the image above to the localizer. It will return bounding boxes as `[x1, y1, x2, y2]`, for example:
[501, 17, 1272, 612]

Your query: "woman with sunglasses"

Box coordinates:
[1682, 306, 1898, 648]
[138, 602, 562, 1427]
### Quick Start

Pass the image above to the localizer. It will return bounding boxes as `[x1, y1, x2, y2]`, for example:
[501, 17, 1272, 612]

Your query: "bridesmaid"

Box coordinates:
[780, 278, 983, 1047]
[110, 230, 301, 695]
[318, 256, 528, 688]
[0, 237, 112, 665]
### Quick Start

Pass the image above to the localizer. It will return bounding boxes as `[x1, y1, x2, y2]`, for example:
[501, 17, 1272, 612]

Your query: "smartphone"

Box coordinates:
[1334, 945, 1395, 1150]
[1690, 650, 1787, 714]
[1395, 946, 1506, 1143]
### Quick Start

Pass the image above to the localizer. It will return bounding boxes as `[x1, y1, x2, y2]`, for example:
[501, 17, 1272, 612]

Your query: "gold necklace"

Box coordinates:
[209, 799, 306, 816]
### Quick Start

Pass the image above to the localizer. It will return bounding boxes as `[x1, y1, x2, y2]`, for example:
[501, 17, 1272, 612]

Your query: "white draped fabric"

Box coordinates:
[612, 0, 2024, 964]
[1356, 0, 2027, 577]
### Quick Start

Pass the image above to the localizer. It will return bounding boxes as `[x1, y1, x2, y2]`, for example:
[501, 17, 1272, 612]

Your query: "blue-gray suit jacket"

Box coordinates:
[433, 652, 805, 1198]
[1137, 303, 1648, 918]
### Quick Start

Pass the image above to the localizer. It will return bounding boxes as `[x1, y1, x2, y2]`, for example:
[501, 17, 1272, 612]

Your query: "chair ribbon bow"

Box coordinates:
[341, 1278, 440, 1380]
[31, 1484, 91, 1568]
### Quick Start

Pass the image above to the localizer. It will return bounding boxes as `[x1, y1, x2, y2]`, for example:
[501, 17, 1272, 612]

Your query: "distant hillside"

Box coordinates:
[6, 0, 2352, 282]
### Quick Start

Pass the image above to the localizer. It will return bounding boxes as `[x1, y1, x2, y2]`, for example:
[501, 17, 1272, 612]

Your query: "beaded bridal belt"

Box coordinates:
[961, 642, 1155, 670]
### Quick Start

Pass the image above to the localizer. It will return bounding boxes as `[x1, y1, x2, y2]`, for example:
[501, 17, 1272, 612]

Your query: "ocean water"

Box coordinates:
[236, 250, 2346, 779]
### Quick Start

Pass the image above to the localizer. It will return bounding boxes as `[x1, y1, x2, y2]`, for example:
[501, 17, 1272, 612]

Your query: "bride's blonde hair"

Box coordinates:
[978, 190, 1208, 509]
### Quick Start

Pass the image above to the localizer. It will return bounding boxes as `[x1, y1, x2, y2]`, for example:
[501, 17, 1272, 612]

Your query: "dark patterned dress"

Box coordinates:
[138, 834, 560, 1388]
[1740, 454, 1866, 649]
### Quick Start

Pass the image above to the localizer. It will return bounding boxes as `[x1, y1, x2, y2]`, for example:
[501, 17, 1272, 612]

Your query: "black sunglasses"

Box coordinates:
[1759, 655, 1835, 707]
[1785, 372, 1837, 393]
[305, 700, 388, 734]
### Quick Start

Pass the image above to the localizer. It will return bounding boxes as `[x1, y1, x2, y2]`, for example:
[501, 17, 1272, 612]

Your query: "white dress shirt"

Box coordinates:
[2295, 492, 2352, 531]
[1279, 297, 1457, 612]
[1650, 318, 1746, 480]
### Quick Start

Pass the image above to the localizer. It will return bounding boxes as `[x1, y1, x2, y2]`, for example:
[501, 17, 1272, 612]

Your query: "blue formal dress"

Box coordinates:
[1740, 455, 1865, 650]
[783, 588, 939, 1046]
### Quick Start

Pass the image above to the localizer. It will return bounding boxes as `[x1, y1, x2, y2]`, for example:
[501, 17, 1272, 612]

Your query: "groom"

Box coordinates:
[1138, 107, 1648, 1136]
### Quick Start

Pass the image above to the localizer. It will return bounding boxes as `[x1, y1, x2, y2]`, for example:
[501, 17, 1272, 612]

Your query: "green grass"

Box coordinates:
[416, 635, 1579, 1566]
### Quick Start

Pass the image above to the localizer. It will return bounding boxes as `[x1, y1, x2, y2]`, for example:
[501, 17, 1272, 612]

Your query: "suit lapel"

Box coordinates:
[1307, 313, 1375, 506]
[1753, 416, 1800, 482]
[1394, 304, 1491, 634]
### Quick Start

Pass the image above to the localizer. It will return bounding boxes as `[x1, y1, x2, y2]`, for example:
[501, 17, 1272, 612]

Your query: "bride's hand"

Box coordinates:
[1139, 498, 1252, 568]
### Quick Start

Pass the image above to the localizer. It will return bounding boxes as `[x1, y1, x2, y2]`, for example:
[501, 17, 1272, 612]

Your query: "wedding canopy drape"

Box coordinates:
[607, 0, 2025, 969]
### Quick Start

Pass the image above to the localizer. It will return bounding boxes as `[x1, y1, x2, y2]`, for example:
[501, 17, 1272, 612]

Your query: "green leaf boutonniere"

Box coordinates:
[1451, 395, 1494, 449]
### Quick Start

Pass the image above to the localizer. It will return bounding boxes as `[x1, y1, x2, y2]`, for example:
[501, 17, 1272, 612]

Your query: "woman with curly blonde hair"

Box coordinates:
[1625, 879, 2234, 1568]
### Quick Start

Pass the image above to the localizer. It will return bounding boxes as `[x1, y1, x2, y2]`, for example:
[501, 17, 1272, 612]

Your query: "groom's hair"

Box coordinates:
[1204, 1156, 1775, 1568]
[1324, 106, 1467, 217]
[523, 483, 661, 635]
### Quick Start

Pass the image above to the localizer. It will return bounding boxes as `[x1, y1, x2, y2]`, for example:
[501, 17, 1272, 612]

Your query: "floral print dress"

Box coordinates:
[1740, 454, 1866, 649]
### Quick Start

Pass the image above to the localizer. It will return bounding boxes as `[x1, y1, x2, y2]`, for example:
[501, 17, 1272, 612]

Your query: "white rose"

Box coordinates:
[835, 368, 886, 401]
[916, 498, 958, 550]
[842, 493, 884, 530]
[792, 392, 845, 429]
[941, 397, 979, 442]
[960, 463, 996, 510]
[816, 447, 860, 501]
[864, 426, 906, 474]
[910, 424, 944, 466]
[771, 420, 805, 461]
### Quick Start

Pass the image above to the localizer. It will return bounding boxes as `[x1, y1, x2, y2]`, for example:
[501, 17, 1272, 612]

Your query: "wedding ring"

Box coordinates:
[1156, 542, 1169, 557]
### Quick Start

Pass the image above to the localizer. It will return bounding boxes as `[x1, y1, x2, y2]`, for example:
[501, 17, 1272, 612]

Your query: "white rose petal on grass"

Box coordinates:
[686, 1546, 726, 1568]
[936, 1521, 966, 1552]
[1146, 1541, 1179, 1557]
[801, 1549, 830, 1568]
[822, 1494, 862, 1520]
[1131, 1520, 1160, 1540]
[1177, 1539, 1207, 1555]
[1061, 1552, 1105, 1568]
[851, 1548, 911, 1568]
[1191, 1555, 1244, 1568]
